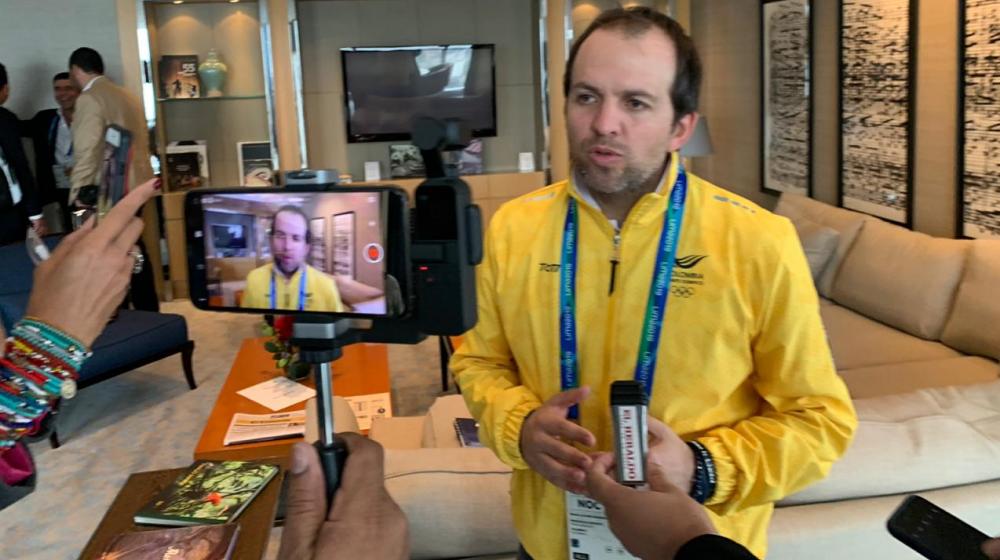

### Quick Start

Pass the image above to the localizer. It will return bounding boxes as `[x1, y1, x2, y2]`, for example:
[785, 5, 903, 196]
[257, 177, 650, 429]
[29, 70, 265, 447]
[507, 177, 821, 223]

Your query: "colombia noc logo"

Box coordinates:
[671, 254, 707, 298]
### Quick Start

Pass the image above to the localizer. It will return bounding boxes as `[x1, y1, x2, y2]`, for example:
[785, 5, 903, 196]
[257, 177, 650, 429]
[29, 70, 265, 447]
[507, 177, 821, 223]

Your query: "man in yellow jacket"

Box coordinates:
[242, 205, 344, 312]
[451, 8, 857, 559]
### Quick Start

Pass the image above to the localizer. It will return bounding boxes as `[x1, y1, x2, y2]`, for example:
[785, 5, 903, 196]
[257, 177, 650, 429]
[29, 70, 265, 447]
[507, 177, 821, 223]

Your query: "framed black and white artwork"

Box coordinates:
[958, 0, 1000, 239]
[331, 211, 355, 279]
[761, 0, 812, 196]
[309, 217, 327, 273]
[838, 0, 916, 225]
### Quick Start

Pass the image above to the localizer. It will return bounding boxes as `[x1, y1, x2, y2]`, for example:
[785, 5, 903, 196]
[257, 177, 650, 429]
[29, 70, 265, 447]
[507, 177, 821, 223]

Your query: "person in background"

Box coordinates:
[0, 62, 47, 245]
[23, 72, 80, 232]
[242, 206, 344, 312]
[67, 47, 159, 312]
[0, 178, 157, 508]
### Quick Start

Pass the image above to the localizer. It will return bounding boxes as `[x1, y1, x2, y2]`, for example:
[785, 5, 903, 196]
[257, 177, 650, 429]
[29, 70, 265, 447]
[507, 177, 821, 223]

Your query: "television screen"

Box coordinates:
[341, 44, 496, 143]
[211, 224, 248, 250]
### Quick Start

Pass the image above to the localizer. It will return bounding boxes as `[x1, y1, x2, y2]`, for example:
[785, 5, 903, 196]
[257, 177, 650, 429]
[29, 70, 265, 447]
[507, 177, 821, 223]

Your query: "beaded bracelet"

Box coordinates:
[0, 320, 87, 451]
[686, 440, 718, 504]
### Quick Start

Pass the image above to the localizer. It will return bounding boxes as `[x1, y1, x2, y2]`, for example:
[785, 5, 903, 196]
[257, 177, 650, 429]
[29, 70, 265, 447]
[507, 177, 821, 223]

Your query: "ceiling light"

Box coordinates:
[172, 0, 183, 4]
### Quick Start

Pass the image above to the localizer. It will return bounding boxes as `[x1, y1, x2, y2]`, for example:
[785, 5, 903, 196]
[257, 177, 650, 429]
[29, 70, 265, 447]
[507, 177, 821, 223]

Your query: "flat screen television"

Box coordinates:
[341, 44, 497, 143]
[211, 224, 248, 250]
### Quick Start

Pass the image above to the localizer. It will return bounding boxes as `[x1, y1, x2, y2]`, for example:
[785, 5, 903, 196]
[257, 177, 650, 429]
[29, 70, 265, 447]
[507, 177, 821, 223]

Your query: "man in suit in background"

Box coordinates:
[24, 73, 80, 231]
[0, 62, 47, 245]
[68, 48, 159, 311]
[68, 47, 153, 206]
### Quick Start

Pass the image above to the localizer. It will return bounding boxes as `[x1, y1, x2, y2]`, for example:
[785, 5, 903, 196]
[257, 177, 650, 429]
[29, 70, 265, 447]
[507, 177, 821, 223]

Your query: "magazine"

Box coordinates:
[223, 410, 306, 446]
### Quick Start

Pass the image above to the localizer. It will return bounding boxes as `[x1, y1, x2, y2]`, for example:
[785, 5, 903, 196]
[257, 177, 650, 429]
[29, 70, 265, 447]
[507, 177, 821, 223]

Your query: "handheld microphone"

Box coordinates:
[610, 380, 648, 487]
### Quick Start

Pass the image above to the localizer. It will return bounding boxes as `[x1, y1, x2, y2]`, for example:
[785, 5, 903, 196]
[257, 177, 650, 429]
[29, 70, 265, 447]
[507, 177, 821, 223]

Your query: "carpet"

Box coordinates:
[0, 301, 450, 559]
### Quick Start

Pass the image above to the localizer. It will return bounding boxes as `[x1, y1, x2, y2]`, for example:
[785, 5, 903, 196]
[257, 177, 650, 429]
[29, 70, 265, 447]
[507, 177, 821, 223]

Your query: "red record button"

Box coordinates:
[363, 243, 384, 264]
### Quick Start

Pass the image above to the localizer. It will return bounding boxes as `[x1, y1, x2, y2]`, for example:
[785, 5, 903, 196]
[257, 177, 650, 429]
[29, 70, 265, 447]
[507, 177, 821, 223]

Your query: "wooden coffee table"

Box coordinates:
[193, 337, 390, 464]
[79, 467, 283, 560]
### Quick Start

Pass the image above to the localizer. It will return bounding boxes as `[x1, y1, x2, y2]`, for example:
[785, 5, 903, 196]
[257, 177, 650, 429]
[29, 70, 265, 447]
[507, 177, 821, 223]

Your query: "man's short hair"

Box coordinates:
[53, 72, 71, 82]
[563, 7, 702, 122]
[0, 63, 8, 89]
[270, 206, 312, 243]
[69, 48, 105, 75]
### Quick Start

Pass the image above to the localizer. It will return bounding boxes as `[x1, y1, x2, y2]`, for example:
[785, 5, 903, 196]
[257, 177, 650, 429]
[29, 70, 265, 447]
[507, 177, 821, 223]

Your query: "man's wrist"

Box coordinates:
[686, 440, 717, 504]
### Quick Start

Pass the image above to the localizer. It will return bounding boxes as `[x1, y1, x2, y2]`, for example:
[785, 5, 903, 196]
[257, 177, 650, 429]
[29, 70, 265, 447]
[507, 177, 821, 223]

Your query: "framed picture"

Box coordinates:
[838, 0, 917, 226]
[158, 55, 200, 99]
[309, 217, 327, 272]
[331, 212, 355, 279]
[389, 144, 425, 178]
[256, 215, 271, 259]
[761, 0, 812, 196]
[237, 141, 275, 187]
[958, 0, 1000, 239]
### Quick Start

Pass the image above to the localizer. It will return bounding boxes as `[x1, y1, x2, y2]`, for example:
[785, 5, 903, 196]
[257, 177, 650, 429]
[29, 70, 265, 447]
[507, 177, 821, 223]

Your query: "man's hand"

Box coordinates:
[647, 417, 696, 493]
[278, 435, 408, 560]
[519, 386, 596, 494]
[984, 537, 1000, 560]
[585, 452, 717, 560]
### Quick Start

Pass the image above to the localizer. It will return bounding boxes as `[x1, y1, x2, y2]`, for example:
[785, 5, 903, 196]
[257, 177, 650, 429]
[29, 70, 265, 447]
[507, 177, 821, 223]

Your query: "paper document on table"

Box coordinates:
[223, 410, 307, 446]
[344, 392, 392, 431]
[237, 377, 316, 411]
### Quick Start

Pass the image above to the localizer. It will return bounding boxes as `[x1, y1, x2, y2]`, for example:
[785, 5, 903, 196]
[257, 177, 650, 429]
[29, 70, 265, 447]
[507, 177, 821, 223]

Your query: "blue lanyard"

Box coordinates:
[560, 166, 689, 419]
[271, 266, 308, 311]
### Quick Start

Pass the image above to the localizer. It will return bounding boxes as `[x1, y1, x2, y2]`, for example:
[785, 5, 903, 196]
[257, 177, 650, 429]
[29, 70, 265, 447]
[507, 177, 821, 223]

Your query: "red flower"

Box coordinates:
[204, 492, 222, 506]
[274, 315, 295, 341]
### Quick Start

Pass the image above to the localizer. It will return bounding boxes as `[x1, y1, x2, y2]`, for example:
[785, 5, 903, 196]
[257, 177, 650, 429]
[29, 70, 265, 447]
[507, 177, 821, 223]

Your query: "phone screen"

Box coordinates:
[194, 191, 393, 317]
[96, 125, 132, 222]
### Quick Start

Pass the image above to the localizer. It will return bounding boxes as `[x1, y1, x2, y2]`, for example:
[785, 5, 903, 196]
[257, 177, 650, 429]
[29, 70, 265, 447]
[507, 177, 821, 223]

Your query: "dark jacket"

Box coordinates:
[676, 535, 760, 560]
[22, 108, 61, 205]
[0, 107, 40, 214]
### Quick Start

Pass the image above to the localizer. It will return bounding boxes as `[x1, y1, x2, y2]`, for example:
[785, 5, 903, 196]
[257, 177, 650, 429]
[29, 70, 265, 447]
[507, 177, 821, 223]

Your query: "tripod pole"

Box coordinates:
[314, 361, 348, 504]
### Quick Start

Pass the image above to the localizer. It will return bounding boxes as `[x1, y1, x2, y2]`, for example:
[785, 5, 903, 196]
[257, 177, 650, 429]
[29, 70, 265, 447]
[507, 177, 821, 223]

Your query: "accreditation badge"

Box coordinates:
[565, 492, 638, 559]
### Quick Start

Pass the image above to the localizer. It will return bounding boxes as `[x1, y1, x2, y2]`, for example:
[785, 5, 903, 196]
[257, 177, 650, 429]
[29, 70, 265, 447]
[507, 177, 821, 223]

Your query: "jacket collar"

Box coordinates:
[567, 152, 681, 229]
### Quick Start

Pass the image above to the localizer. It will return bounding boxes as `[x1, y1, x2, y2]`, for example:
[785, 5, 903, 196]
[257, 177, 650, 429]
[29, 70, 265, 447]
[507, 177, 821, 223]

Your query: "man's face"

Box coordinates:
[53, 79, 79, 111]
[270, 210, 309, 275]
[68, 66, 86, 90]
[0, 84, 9, 105]
[566, 27, 694, 195]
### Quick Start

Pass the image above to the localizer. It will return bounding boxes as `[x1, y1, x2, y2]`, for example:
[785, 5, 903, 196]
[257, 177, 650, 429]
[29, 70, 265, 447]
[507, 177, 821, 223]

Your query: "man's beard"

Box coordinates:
[275, 258, 301, 277]
[570, 147, 664, 196]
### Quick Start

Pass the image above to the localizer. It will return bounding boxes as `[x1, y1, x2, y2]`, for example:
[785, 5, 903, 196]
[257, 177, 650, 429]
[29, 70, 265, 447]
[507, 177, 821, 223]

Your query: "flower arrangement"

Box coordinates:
[260, 315, 311, 380]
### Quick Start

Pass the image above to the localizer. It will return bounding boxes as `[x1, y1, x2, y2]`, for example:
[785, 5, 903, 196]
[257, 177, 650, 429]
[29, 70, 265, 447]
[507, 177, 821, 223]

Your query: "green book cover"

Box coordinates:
[133, 461, 279, 527]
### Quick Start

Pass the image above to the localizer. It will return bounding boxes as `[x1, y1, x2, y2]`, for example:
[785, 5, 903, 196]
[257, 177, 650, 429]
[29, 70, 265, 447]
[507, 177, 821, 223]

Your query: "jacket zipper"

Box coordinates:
[609, 230, 621, 295]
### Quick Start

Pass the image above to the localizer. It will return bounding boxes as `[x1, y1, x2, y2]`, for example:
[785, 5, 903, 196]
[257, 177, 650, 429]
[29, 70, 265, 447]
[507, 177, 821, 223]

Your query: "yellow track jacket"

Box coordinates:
[451, 155, 857, 559]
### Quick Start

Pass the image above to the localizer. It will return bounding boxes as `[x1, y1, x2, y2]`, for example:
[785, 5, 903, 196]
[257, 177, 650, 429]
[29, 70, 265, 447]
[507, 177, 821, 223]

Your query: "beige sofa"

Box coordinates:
[370, 193, 1000, 559]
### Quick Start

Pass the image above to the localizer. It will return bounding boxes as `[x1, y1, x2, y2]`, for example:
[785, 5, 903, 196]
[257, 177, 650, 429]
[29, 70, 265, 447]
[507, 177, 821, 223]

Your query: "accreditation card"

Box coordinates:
[565, 492, 638, 560]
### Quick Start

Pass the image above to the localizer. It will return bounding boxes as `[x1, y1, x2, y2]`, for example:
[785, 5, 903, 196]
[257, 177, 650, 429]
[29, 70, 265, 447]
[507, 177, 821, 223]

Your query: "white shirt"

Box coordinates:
[0, 145, 43, 220]
[54, 111, 74, 168]
[0, 145, 22, 206]
[82, 75, 103, 92]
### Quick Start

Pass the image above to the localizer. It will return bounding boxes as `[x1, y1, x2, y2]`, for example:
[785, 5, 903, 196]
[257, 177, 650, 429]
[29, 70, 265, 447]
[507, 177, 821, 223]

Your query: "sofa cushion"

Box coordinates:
[78, 311, 189, 384]
[941, 240, 1000, 360]
[830, 220, 969, 340]
[384, 448, 516, 560]
[370, 416, 425, 449]
[770, 479, 1000, 559]
[0, 293, 27, 333]
[821, 304, 962, 370]
[422, 393, 474, 448]
[788, 215, 841, 282]
[778, 380, 1000, 506]
[774, 193, 869, 298]
[838, 356, 1000, 399]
